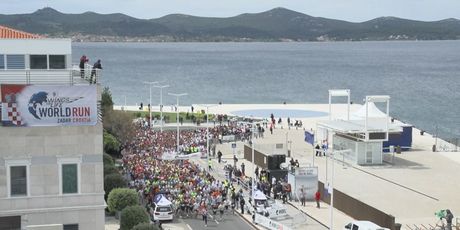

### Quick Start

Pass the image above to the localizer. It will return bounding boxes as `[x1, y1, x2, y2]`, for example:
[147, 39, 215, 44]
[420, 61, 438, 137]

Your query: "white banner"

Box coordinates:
[255, 213, 292, 230]
[160, 152, 202, 160]
[222, 135, 235, 141]
[1, 85, 97, 127]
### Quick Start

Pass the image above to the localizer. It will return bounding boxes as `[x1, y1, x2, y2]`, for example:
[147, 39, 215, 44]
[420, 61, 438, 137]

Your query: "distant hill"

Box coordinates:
[1, 7, 460, 42]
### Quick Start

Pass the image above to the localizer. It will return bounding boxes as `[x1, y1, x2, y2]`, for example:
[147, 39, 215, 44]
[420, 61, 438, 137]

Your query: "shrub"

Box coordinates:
[104, 164, 118, 176]
[107, 188, 139, 213]
[103, 130, 121, 156]
[120, 205, 150, 230]
[104, 173, 127, 200]
[103, 152, 115, 166]
[132, 223, 160, 230]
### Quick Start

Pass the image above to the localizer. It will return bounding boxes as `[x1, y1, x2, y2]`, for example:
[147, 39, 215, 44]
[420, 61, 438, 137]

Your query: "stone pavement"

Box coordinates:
[114, 103, 460, 229]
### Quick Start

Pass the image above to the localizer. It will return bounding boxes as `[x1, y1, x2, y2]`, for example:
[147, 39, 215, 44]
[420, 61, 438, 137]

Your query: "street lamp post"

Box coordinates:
[198, 104, 218, 173]
[143, 81, 159, 129]
[153, 84, 170, 132]
[168, 93, 187, 153]
[251, 117, 256, 206]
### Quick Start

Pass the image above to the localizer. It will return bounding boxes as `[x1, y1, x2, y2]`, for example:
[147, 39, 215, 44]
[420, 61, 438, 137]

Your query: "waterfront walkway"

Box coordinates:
[114, 103, 460, 229]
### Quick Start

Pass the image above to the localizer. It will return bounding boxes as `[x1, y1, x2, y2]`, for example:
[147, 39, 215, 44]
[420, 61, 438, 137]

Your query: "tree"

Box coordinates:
[132, 223, 160, 230]
[107, 188, 139, 213]
[103, 152, 115, 166]
[120, 205, 150, 230]
[103, 110, 136, 151]
[104, 173, 127, 200]
[103, 130, 121, 156]
[101, 87, 114, 116]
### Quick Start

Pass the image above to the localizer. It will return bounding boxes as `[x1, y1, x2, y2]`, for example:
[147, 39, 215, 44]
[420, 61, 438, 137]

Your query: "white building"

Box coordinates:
[0, 26, 105, 230]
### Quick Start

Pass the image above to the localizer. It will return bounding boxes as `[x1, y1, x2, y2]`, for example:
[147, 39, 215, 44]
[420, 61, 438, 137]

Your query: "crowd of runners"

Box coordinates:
[122, 120, 254, 226]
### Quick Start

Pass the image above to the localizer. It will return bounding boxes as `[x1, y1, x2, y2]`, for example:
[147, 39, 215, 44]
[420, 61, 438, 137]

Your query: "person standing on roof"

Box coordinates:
[90, 59, 102, 84]
[79, 55, 88, 78]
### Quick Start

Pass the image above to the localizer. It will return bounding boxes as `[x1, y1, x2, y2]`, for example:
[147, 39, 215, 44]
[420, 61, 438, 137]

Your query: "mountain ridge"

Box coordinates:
[1, 7, 459, 42]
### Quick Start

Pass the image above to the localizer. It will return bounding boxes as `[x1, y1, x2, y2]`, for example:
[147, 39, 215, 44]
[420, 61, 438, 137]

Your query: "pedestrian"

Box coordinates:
[255, 166, 259, 179]
[445, 209, 454, 230]
[315, 189, 321, 208]
[233, 155, 238, 168]
[241, 162, 245, 176]
[201, 205, 208, 227]
[218, 202, 225, 221]
[90, 59, 102, 84]
[191, 106, 194, 113]
[287, 117, 290, 129]
[300, 188, 307, 207]
[315, 144, 321, 156]
[240, 198, 245, 214]
[208, 159, 213, 171]
[79, 55, 88, 78]
[217, 150, 222, 163]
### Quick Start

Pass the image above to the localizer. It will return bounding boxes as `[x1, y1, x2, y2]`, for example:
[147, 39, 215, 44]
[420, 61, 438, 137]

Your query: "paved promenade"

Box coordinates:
[114, 103, 460, 229]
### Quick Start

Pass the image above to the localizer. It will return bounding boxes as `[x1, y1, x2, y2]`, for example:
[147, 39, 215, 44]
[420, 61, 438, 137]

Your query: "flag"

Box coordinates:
[304, 131, 314, 146]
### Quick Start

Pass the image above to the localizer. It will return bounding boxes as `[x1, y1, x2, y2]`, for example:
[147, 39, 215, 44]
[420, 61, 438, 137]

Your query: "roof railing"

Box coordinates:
[0, 64, 101, 85]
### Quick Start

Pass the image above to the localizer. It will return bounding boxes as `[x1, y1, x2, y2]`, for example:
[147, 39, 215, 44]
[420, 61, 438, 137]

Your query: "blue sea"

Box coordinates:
[73, 41, 460, 139]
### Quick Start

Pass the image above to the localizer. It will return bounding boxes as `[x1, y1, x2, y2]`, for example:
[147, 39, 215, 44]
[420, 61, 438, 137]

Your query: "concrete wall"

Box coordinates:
[23, 208, 105, 230]
[0, 123, 105, 230]
[0, 39, 72, 55]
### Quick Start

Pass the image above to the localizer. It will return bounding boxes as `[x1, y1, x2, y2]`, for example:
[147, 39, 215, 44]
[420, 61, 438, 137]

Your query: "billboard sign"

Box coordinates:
[1, 84, 97, 127]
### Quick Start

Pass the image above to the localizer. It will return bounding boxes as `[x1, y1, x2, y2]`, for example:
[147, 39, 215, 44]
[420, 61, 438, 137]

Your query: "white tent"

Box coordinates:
[253, 190, 267, 200]
[154, 194, 172, 206]
[350, 102, 388, 120]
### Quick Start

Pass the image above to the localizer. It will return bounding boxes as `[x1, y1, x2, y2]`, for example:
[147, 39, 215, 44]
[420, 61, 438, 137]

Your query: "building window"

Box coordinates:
[63, 224, 79, 230]
[0, 54, 5, 69]
[10, 166, 27, 196]
[0, 216, 21, 230]
[49, 55, 66, 69]
[30, 55, 48, 69]
[62, 164, 78, 194]
[6, 55, 25, 69]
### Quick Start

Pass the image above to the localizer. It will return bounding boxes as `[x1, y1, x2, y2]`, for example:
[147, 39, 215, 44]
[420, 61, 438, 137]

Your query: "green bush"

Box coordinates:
[103, 152, 115, 166]
[104, 173, 127, 199]
[104, 164, 118, 176]
[132, 223, 160, 230]
[107, 188, 139, 213]
[120, 205, 150, 230]
[103, 130, 121, 156]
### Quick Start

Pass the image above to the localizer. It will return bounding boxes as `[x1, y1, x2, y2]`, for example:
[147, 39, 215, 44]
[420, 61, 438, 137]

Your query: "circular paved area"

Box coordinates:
[231, 109, 328, 118]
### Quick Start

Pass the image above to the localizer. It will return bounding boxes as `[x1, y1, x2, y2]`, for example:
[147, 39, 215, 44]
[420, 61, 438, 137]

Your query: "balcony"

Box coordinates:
[0, 64, 101, 85]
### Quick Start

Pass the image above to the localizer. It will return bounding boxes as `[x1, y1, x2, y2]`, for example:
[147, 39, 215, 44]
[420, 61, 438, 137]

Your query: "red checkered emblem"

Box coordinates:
[7, 103, 22, 125]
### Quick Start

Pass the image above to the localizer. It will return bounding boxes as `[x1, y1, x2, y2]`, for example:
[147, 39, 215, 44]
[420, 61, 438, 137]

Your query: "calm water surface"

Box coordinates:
[73, 41, 460, 139]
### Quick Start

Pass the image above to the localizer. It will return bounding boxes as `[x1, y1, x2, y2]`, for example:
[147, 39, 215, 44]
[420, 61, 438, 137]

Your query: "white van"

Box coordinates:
[344, 221, 390, 230]
[152, 195, 174, 221]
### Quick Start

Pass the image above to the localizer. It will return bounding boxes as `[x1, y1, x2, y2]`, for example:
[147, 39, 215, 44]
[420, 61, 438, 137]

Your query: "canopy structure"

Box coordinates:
[253, 190, 267, 200]
[349, 102, 388, 120]
[153, 194, 172, 206]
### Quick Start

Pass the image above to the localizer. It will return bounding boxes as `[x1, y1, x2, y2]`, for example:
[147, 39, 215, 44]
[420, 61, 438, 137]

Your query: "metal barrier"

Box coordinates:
[0, 65, 101, 85]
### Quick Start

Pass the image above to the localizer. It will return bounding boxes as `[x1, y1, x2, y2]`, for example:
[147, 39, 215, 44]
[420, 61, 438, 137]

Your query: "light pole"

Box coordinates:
[153, 84, 170, 132]
[168, 93, 187, 153]
[251, 117, 256, 206]
[199, 104, 218, 173]
[143, 81, 159, 129]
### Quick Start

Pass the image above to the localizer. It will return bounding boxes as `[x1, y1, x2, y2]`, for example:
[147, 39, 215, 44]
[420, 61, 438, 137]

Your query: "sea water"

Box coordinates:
[73, 41, 460, 139]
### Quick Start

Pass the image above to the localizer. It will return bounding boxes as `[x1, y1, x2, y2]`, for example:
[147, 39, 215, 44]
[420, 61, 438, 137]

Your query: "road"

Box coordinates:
[180, 212, 256, 230]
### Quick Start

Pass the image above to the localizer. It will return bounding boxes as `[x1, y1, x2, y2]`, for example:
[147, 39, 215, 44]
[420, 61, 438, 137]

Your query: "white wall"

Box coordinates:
[0, 39, 71, 55]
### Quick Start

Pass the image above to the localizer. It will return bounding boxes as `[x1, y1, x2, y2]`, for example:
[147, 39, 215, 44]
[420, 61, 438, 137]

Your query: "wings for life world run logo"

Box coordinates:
[28, 91, 90, 124]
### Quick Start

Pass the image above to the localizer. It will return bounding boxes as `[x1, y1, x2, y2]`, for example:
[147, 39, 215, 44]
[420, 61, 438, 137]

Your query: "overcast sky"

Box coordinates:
[1, 0, 459, 22]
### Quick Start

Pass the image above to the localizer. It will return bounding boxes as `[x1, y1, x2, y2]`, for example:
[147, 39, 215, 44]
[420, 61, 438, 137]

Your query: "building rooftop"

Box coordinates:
[0, 25, 42, 39]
